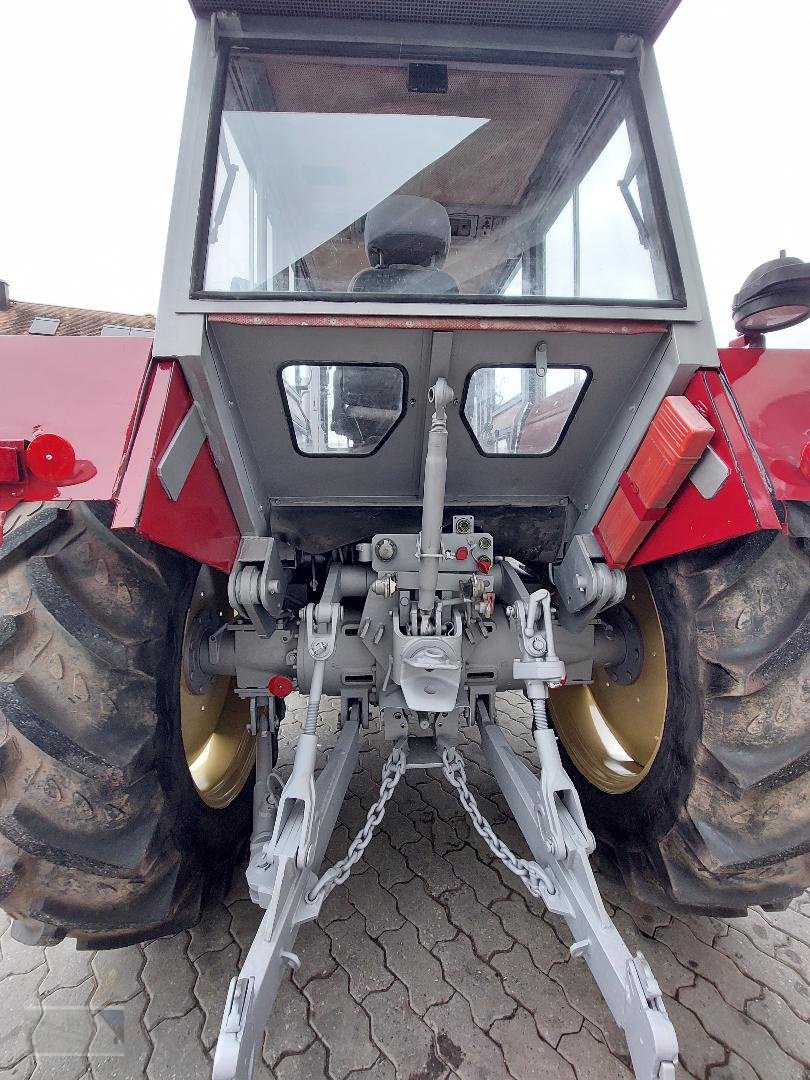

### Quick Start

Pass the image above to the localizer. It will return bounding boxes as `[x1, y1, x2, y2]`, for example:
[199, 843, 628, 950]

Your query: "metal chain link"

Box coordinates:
[441, 746, 556, 899]
[307, 744, 408, 904]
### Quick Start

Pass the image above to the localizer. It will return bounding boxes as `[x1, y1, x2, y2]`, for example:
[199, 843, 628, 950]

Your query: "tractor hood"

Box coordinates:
[187, 0, 681, 41]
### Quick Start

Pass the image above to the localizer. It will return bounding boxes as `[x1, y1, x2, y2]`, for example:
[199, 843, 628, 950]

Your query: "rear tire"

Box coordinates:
[0, 503, 252, 947]
[555, 529, 810, 915]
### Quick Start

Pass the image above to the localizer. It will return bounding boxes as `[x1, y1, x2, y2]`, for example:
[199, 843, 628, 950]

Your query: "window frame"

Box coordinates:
[277, 360, 409, 458]
[191, 39, 686, 308]
[459, 363, 592, 458]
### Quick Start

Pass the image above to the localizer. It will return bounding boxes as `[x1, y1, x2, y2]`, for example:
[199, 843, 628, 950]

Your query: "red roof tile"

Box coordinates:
[0, 299, 155, 337]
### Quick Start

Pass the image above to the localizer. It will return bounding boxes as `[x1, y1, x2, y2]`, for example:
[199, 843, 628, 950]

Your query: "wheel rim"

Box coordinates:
[549, 569, 668, 794]
[180, 568, 254, 809]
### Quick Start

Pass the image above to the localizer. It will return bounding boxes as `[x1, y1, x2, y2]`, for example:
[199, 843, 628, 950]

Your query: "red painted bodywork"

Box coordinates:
[0, 331, 806, 573]
[0, 335, 153, 517]
[627, 348, 810, 566]
[113, 362, 240, 573]
[0, 337, 238, 571]
[719, 347, 810, 505]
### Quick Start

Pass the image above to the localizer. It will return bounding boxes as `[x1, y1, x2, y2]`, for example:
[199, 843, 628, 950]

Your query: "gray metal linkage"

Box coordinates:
[476, 702, 678, 1080]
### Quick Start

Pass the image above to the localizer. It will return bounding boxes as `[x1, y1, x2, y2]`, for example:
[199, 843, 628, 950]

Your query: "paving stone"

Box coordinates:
[662, 995, 725, 1079]
[344, 867, 405, 938]
[87, 990, 150, 1080]
[727, 907, 791, 957]
[706, 1052, 758, 1080]
[262, 974, 314, 1067]
[90, 947, 144, 1010]
[379, 805, 424, 849]
[319, 883, 356, 927]
[674, 912, 729, 949]
[557, 1027, 633, 1080]
[596, 873, 672, 940]
[491, 897, 569, 974]
[425, 993, 510, 1080]
[716, 925, 810, 1020]
[0, 1057, 35, 1080]
[390, 878, 455, 950]
[324, 822, 351, 867]
[759, 907, 810, 948]
[678, 976, 805, 1080]
[40, 941, 94, 996]
[434, 934, 514, 1029]
[345, 1058, 396, 1080]
[146, 1009, 210, 1080]
[378, 921, 452, 1015]
[0, 927, 46, 978]
[142, 932, 196, 1031]
[0, 964, 47, 1069]
[444, 845, 510, 909]
[227, 899, 263, 963]
[401, 837, 462, 898]
[304, 968, 378, 1079]
[193, 942, 240, 1049]
[326, 911, 393, 1002]
[492, 945, 581, 1048]
[292, 920, 338, 990]
[363, 979, 447, 1080]
[611, 910, 694, 999]
[774, 936, 810, 983]
[416, 775, 467, 824]
[223, 862, 251, 906]
[338, 794, 370, 835]
[359, 831, 413, 892]
[548, 955, 627, 1059]
[656, 919, 760, 1009]
[746, 986, 810, 1065]
[30, 976, 94, 1080]
[188, 903, 233, 962]
[443, 885, 511, 961]
[274, 1039, 328, 1080]
[490, 1005, 576, 1080]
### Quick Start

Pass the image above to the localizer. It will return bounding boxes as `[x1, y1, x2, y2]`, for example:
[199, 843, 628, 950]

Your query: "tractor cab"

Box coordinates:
[158, 0, 715, 561]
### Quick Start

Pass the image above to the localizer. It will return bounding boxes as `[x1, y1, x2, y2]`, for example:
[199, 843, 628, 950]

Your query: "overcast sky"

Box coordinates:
[1, 0, 808, 346]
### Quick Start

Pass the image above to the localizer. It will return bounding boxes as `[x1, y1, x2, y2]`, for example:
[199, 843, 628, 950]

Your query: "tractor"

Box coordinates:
[1, 2, 808, 1078]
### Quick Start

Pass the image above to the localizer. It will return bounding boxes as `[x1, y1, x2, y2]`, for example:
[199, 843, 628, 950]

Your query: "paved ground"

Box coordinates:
[1, 692, 809, 1080]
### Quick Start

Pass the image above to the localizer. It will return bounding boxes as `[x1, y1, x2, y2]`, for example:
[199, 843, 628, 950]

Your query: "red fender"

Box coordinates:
[0, 336, 238, 571]
[626, 347, 810, 567]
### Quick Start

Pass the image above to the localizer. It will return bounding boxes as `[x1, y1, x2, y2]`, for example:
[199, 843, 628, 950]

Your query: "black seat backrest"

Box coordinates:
[349, 194, 459, 295]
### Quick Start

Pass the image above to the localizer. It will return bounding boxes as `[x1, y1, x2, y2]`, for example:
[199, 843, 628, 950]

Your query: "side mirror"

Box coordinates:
[732, 252, 810, 337]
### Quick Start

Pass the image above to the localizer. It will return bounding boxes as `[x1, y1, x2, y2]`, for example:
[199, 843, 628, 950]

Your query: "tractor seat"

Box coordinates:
[350, 195, 460, 295]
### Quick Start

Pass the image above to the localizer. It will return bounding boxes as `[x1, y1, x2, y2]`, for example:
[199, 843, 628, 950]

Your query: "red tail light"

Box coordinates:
[595, 397, 714, 568]
[26, 434, 76, 483]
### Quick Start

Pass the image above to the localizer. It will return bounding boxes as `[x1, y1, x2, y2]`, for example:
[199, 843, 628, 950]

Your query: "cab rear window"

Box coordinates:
[281, 363, 406, 456]
[462, 366, 588, 455]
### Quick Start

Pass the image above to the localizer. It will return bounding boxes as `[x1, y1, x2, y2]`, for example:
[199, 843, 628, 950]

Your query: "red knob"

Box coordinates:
[268, 675, 294, 698]
[475, 556, 492, 573]
[455, 546, 470, 561]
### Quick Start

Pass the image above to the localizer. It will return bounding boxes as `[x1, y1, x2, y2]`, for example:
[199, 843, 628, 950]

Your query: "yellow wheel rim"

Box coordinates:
[180, 568, 254, 809]
[549, 569, 668, 794]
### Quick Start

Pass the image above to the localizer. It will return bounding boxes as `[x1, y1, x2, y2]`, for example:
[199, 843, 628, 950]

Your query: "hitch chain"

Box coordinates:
[441, 746, 556, 899]
[307, 744, 407, 904]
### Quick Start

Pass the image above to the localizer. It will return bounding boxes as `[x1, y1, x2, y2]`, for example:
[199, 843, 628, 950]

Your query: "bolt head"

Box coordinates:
[376, 538, 397, 561]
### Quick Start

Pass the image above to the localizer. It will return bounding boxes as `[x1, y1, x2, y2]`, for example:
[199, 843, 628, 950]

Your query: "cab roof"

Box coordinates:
[189, 0, 681, 41]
